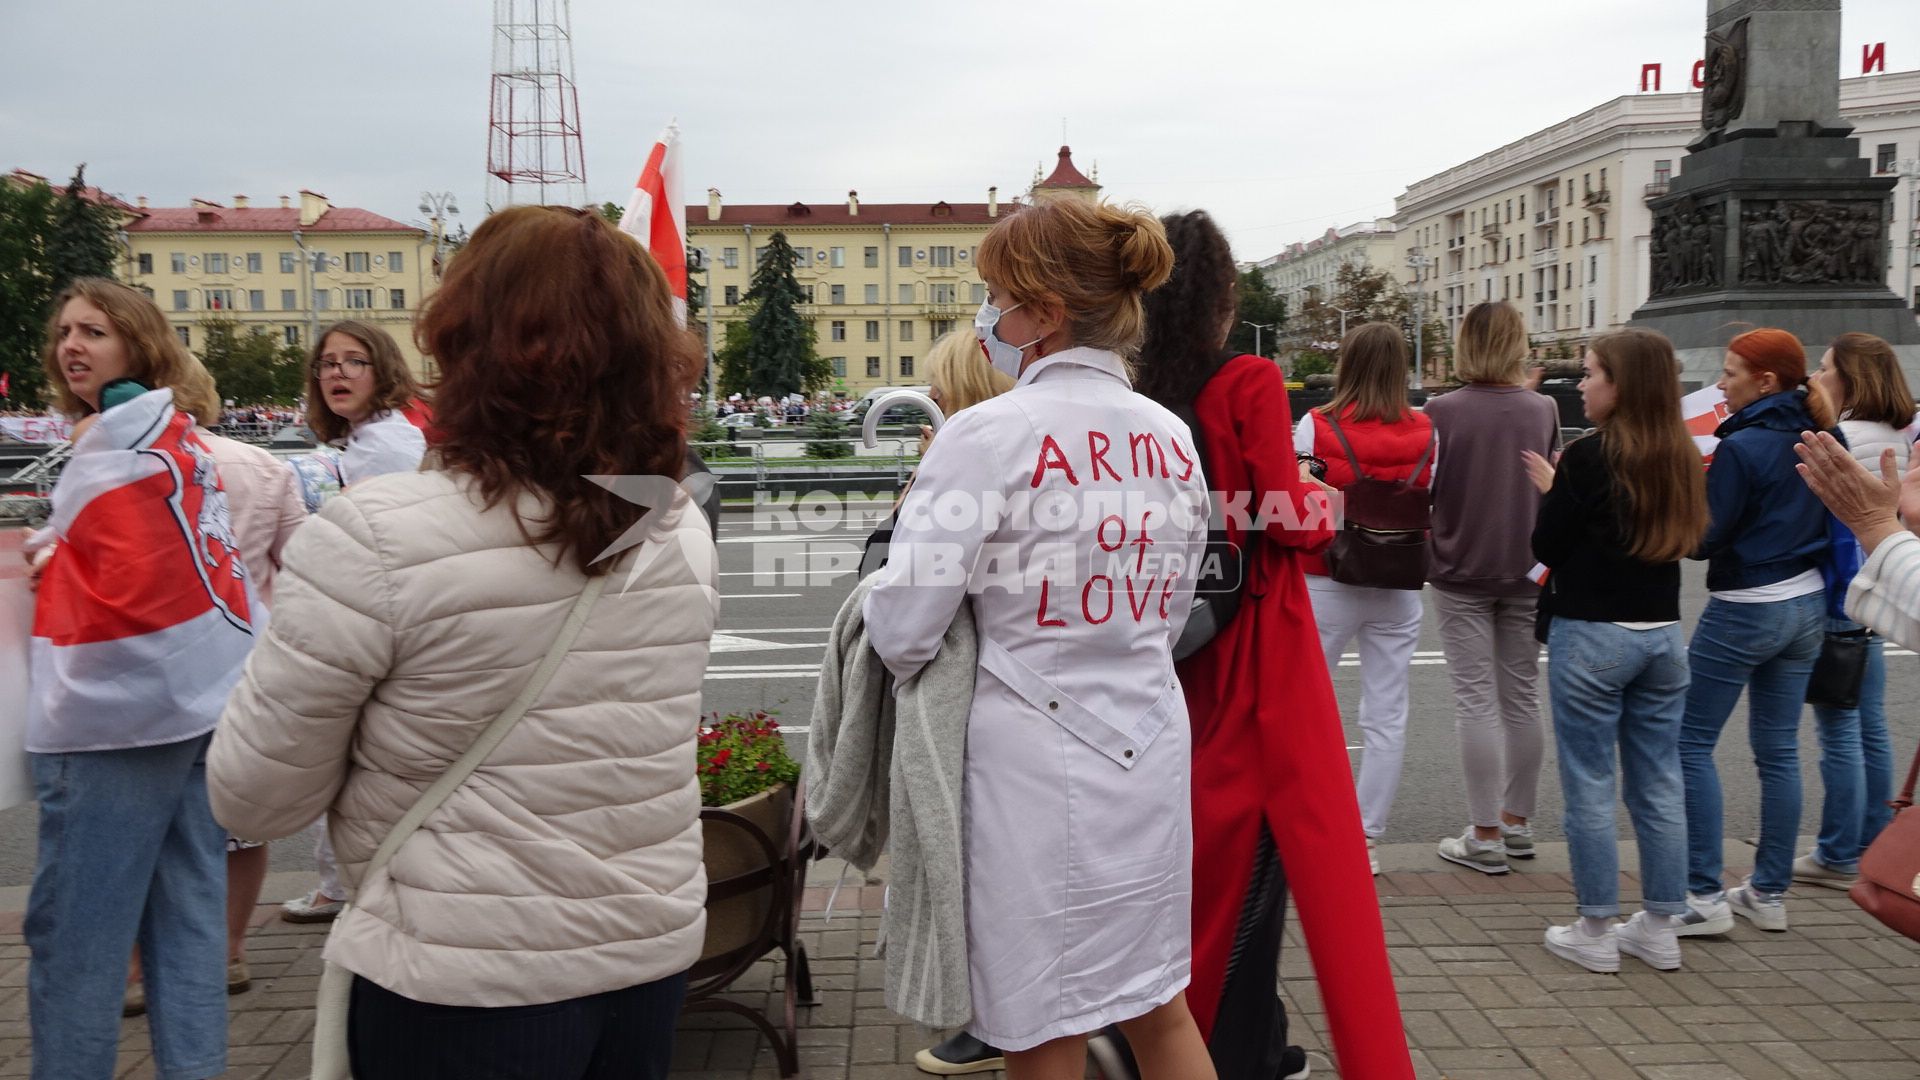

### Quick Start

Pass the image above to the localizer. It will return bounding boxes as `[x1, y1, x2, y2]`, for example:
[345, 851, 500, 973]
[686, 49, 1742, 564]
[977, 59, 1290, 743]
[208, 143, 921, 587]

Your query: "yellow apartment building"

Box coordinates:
[115, 188, 440, 376]
[687, 145, 1100, 397]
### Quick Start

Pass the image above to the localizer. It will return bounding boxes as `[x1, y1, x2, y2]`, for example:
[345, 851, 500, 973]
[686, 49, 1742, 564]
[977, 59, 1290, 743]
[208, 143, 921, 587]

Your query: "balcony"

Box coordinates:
[1644, 180, 1671, 201]
[1582, 188, 1612, 210]
[1535, 207, 1561, 226]
[1481, 223, 1503, 241]
[1531, 246, 1561, 268]
[1447, 236, 1464, 249]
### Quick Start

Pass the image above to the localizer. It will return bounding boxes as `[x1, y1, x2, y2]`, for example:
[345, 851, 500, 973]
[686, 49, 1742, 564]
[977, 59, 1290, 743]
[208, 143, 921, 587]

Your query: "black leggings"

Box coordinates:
[347, 971, 689, 1080]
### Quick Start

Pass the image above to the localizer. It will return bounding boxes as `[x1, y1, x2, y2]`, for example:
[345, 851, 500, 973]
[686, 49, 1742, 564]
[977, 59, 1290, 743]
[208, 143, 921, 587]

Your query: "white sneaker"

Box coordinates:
[1500, 822, 1536, 860]
[1437, 830, 1510, 875]
[1366, 837, 1380, 876]
[1728, 881, 1787, 932]
[1544, 921, 1620, 973]
[1672, 892, 1734, 936]
[1616, 912, 1682, 970]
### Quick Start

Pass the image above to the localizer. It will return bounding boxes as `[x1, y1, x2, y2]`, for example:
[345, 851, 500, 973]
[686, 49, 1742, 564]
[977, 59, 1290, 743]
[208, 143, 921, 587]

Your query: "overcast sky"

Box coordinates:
[4, 1, 1915, 263]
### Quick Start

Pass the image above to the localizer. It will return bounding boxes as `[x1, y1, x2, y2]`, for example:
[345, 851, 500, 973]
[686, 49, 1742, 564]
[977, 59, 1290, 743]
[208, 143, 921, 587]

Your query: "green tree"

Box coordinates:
[802, 407, 852, 459]
[199, 315, 305, 406]
[737, 233, 830, 396]
[715, 320, 755, 397]
[0, 179, 57, 408]
[47, 165, 120, 294]
[1290, 262, 1446, 377]
[1225, 270, 1288, 358]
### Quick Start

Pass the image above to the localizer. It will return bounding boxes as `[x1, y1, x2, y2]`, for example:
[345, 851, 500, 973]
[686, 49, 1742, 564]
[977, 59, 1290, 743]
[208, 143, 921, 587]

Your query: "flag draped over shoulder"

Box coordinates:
[619, 121, 688, 325]
[27, 389, 255, 753]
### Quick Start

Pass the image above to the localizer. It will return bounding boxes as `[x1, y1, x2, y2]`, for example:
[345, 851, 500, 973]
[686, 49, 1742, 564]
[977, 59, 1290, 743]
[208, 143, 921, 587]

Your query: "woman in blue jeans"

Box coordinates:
[1524, 329, 1708, 972]
[1796, 332, 1914, 889]
[1675, 328, 1838, 936]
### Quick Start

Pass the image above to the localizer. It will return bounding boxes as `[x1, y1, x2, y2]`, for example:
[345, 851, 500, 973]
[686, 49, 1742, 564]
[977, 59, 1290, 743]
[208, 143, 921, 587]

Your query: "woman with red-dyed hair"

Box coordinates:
[1675, 328, 1837, 940]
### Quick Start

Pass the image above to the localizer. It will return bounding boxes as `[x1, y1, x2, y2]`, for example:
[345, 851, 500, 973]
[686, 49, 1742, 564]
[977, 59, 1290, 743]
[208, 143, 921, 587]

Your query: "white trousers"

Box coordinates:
[1307, 575, 1425, 838]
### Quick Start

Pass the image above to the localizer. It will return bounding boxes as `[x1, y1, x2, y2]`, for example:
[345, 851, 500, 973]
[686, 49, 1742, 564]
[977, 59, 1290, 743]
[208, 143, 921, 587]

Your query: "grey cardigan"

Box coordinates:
[805, 576, 975, 1028]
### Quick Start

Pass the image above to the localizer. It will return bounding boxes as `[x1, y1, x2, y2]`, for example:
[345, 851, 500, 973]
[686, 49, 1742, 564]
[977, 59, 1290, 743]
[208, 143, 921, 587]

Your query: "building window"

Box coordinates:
[172, 290, 190, 311]
[931, 284, 957, 304]
[864, 246, 878, 268]
[206, 253, 228, 274]
[864, 284, 879, 304]
[830, 246, 845, 268]
[899, 356, 915, 377]
[388, 251, 404, 272]
[248, 289, 265, 311]
[1505, 239, 1512, 261]
[830, 284, 845, 305]
[800, 284, 816, 304]
[970, 283, 986, 304]
[830, 357, 846, 377]
[1565, 263, 1574, 289]
[1599, 168, 1607, 190]
[792, 246, 812, 266]
[315, 289, 331, 311]
[1588, 256, 1598, 283]
[1588, 298, 1597, 327]
[830, 320, 846, 341]
[246, 252, 262, 273]
[390, 289, 406, 309]
[280, 251, 296, 273]
[346, 288, 373, 309]
[1871, 144, 1897, 172]
[206, 288, 234, 310]
[281, 289, 297, 310]
[284, 326, 300, 346]
[170, 252, 187, 273]
[866, 356, 881, 378]
[898, 246, 912, 267]
[929, 246, 955, 267]
[899, 321, 914, 342]
[1518, 236, 1525, 257]
[932, 319, 956, 336]
[899, 283, 915, 304]
[1582, 219, 1590, 242]
[175, 326, 191, 347]
[865, 320, 880, 341]
[724, 285, 740, 305]
[723, 247, 739, 269]
[754, 245, 768, 266]
[342, 252, 367, 273]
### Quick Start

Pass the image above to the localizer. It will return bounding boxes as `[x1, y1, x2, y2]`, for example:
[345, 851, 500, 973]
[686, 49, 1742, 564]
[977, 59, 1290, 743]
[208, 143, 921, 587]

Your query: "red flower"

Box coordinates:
[713, 748, 733, 768]
[757, 761, 771, 771]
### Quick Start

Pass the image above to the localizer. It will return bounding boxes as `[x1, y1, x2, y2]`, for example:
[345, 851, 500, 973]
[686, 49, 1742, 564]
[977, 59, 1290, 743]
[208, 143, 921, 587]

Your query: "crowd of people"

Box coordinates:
[12, 191, 1920, 1080]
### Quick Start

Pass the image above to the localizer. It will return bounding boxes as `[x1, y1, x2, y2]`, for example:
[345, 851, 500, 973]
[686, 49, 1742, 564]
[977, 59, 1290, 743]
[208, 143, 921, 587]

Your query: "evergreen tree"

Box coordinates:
[0, 179, 57, 408]
[47, 165, 120, 295]
[1225, 270, 1288, 358]
[802, 407, 852, 459]
[739, 233, 830, 396]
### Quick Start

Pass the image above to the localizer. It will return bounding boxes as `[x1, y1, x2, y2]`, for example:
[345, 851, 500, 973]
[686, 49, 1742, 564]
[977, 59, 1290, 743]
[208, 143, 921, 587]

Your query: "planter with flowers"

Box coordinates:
[696, 712, 803, 961]
[687, 712, 815, 1079]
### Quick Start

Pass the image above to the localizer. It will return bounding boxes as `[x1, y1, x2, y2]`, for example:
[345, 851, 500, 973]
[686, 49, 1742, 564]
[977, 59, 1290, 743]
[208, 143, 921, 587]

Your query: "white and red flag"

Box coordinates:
[618, 121, 688, 325]
[26, 389, 255, 752]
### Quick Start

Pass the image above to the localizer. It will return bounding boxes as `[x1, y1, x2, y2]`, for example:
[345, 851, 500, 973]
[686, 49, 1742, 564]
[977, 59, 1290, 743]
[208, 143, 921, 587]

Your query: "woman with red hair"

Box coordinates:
[1675, 328, 1837, 939]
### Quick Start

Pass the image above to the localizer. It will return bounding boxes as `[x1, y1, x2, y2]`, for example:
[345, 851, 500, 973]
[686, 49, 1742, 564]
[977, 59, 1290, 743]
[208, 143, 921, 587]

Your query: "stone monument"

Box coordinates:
[1631, 0, 1920, 381]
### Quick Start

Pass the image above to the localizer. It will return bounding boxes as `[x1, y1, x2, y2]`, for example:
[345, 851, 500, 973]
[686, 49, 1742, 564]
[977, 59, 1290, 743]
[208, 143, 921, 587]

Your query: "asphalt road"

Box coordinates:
[0, 507, 1911, 887]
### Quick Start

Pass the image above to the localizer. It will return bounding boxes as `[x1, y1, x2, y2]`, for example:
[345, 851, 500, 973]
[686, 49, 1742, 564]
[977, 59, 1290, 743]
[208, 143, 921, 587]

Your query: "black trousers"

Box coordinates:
[1206, 822, 1292, 1080]
[348, 971, 689, 1080]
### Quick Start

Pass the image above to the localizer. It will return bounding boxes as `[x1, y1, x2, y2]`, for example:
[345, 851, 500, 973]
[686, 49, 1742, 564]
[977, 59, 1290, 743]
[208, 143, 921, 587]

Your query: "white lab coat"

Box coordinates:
[341, 410, 426, 487]
[863, 347, 1208, 1051]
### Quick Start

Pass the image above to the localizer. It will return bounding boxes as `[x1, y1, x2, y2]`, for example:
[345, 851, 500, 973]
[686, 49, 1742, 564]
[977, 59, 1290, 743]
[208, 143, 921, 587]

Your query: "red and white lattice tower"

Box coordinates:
[486, 0, 587, 209]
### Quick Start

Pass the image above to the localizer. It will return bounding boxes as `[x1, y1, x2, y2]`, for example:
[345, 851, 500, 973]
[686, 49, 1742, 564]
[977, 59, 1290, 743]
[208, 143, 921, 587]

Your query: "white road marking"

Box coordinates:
[709, 633, 818, 654]
[719, 593, 804, 600]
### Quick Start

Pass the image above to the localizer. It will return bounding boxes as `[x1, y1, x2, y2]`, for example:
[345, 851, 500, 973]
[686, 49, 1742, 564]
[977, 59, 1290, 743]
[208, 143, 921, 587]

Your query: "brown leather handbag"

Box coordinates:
[1851, 740, 1920, 942]
[1320, 414, 1436, 592]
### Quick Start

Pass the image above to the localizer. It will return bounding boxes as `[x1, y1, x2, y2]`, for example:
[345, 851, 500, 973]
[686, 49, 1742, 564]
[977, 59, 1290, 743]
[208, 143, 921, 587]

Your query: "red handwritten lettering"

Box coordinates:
[1126, 576, 1154, 621]
[1159, 575, 1178, 619]
[1096, 514, 1126, 552]
[1036, 579, 1067, 627]
[1088, 431, 1120, 482]
[1130, 511, 1156, 573]
[1081, 576, 1114, 625]
[1128, 432, 1168, 478]
[1030, 434, 1080, 488]
[1170, 436, 1196, 482]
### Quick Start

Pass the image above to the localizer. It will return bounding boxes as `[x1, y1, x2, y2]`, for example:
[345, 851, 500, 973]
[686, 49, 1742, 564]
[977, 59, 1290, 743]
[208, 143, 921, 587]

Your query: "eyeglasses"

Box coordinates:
[312, 358, 372, 379]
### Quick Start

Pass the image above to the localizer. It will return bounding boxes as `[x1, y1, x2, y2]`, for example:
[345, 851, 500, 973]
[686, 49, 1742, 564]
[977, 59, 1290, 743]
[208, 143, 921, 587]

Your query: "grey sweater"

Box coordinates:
[805, 577, 976, 1028]
[1424, 383, 1560, 596]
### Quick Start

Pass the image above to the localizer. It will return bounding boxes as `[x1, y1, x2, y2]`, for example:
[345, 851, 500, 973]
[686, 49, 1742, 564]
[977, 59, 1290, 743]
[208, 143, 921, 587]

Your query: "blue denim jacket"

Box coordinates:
[1696, 389, 1835, 592]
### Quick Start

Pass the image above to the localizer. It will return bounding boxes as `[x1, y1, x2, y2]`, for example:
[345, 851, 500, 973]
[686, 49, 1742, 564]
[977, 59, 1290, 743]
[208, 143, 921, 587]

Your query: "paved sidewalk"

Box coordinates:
[1, 850, 1916, 1079]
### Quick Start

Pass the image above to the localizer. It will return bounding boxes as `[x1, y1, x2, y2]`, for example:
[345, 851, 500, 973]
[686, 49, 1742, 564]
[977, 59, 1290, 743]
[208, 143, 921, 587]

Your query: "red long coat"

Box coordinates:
[1177, 356, 1414, 1079]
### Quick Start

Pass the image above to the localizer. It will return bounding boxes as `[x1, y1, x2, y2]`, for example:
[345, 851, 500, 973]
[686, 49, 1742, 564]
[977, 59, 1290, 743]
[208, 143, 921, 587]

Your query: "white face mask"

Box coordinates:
[974, 299, 1042, 379]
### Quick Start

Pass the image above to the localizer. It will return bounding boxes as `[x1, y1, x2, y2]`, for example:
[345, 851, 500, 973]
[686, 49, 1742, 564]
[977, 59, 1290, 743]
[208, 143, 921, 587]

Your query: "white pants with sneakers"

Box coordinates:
[309, 818, 344, 900]
[1307, 575, 1424, 838]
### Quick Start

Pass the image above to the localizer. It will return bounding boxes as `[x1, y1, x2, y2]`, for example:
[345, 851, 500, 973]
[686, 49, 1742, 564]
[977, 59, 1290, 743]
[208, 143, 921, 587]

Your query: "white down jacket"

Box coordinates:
[209, 467, 719, 1007]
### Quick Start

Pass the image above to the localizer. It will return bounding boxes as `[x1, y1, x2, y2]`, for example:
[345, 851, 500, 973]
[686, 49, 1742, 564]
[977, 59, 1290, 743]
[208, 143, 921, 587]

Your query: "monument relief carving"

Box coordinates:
[1737, 200, 1885, 285]
[1649, 201, 1727, 297]
[1701, 17, 1749, 133]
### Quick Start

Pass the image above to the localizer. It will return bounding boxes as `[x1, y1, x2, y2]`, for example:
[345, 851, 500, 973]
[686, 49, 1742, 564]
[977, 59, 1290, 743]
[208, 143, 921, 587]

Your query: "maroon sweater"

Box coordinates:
[1423, 383, 1560, 597]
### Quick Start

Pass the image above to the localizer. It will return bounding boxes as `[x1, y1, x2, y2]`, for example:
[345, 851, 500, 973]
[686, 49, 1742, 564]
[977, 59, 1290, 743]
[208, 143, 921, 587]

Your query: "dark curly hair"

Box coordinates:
[1135, 210, 1238, 409]
[417, 205, 702, 575]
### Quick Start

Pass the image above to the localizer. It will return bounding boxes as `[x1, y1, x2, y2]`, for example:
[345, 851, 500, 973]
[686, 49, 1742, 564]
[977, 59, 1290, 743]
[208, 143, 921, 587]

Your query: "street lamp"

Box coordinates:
[692, 246, 717, 408]
[1406, 248, 1438, 388]
[1242, 320, 1277, 361]
[1896, 159, 1920, 319]
[1331, 307, 1357, 340]
[419, 190, 461, 274]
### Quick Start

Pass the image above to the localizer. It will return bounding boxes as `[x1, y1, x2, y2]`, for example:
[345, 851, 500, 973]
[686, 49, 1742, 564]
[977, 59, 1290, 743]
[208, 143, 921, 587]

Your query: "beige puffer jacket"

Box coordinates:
[209, 468, 718, 1007]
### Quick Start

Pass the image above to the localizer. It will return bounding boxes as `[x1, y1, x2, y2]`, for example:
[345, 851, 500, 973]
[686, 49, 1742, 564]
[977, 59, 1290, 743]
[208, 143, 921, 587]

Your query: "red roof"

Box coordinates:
[6, 169, 136, 211]
[1036, 145, 1095, 189]
[685, 199, 1021, 228]
[124, 205, 420, 234]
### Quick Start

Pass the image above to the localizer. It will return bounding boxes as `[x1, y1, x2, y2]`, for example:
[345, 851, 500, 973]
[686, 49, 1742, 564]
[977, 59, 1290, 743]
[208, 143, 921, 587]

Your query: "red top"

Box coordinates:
[1178, 356, 1415, 1079]
[1300, 405, 1434, 577]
